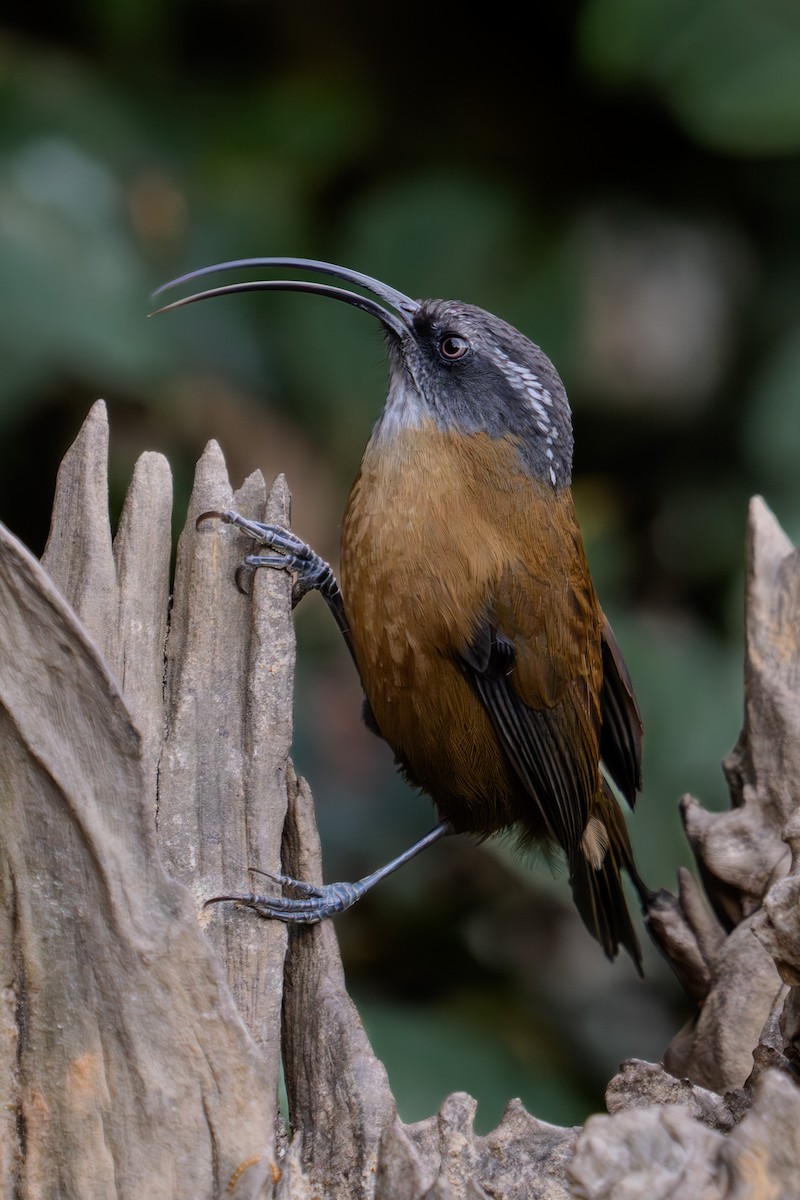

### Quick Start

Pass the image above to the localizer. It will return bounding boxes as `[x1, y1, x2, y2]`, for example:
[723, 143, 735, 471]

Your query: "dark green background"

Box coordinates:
[2, 0, 798, 1130]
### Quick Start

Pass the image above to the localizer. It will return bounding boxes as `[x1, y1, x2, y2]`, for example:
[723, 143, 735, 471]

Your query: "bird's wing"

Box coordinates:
[458, 543, 604, 865]
[458, 572, 644, 967]
[599, 612, 643, 808]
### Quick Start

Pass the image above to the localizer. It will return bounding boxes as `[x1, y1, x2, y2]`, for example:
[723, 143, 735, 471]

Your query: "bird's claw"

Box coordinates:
[204, 876, 367, 924]
[196, 509, 333, 602]
[195, 508, 227, 531]
[248, 867, 324, 898]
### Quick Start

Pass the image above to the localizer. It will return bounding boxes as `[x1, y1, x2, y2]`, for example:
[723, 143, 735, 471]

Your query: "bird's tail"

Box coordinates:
[569, 780, 651, 973]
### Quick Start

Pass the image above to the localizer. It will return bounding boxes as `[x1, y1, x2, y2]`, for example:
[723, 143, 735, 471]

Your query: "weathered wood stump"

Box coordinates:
[1, 400, 799, 1198]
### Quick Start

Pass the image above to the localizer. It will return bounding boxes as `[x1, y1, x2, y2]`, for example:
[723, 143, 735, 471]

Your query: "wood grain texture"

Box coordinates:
[157, 440, 291, 1062]
[0, 409, 277, 1196]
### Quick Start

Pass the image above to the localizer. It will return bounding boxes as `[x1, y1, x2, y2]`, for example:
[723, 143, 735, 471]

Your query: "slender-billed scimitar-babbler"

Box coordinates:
[153, 257, 653, 969]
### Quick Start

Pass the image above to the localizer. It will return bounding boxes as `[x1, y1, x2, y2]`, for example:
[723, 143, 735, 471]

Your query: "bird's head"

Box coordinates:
[152, 258, 574, 489]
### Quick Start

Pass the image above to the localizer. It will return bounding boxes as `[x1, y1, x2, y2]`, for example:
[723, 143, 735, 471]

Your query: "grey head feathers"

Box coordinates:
[377, 299, 574, 490]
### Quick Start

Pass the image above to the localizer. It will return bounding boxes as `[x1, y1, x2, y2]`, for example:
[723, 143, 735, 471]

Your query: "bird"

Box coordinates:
[153, 257, 651, 969]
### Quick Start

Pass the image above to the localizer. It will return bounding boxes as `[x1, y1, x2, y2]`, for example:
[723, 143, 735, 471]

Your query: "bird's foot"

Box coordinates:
[203, 870, 367, 924]
[204, 823, 454, 925]
[196, 509, 335, 605]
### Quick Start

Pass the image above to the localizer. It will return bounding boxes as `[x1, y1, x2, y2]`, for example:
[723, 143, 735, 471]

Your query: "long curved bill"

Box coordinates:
[150, 256, 419, 337]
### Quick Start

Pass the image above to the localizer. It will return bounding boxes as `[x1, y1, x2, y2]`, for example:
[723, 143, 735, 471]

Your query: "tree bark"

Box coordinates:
[1, 401, 799, 1197]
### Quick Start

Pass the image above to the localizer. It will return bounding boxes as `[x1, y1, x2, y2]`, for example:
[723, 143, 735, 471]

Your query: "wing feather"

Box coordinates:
[599, 613, 643, 807]
[461, 615, 595, 862]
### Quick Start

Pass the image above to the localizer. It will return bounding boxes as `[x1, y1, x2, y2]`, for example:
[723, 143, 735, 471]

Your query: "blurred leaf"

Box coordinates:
[580, 0, 800, 154]
[0, 47, 151, 168]
[341, 170, 533, 305]
[0, 145, 172, 413]
[248, 74, 377, 173]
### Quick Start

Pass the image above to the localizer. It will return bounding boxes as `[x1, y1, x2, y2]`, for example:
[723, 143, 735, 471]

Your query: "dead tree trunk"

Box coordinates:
[1, 400, 799, 1198]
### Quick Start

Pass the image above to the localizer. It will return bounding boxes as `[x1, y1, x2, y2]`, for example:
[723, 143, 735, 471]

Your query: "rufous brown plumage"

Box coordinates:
[154, 258, 651, 968]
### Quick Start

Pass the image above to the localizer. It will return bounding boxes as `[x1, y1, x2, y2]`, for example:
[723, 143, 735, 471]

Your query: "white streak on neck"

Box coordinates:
[376, 374, 427, 438]
[495, 347, 560, 487]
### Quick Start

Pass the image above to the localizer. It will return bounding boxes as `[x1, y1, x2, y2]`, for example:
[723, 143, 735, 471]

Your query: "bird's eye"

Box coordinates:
[438, 334, 469, 361]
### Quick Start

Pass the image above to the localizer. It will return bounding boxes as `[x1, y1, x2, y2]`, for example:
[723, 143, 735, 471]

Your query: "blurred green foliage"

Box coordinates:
[2, 0, 800, 1130]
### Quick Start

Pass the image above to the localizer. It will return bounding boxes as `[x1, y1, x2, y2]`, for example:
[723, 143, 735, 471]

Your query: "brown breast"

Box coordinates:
[339, 421, 603, 837]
